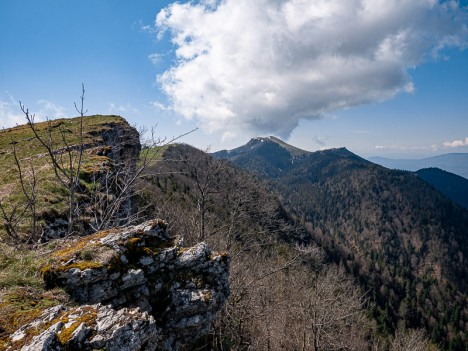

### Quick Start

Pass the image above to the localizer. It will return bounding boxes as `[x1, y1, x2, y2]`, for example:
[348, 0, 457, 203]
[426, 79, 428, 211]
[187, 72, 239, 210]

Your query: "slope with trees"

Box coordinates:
[214, 138, 468, 350]
[415, 167, 468, 209]
[138, 143, 439, 350]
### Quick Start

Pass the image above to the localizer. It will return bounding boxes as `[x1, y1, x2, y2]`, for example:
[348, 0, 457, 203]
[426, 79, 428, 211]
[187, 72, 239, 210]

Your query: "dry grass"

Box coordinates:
[0, 115, 129, 241]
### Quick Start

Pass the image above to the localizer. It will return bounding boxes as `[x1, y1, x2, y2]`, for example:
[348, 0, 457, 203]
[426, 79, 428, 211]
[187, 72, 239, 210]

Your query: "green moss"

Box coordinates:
[61, 261, 103, 271]
[178, 247, 190, 254]
[56, 306, 97, 345]
[40, 264, 52, 277]
[123, 233, 176, 265]
[79, 248, 95, 261]
[144, 247, 156, 255]
[41, 222, 174, 288]
[127, 237, 143, 247]
[218, 251, 229, 264]
[123, 237, 149, 263]
[2, 303, 96, 350]
[0, 287, 69, 347]
[48, 227, 117, 262]
[41, 260, 104, 289]
[203, 290, 213, 303]
[147, 235, 177, 249]
[104, 253, 123, 272]
[39, 229, 119, 288]
[192, 276, 205, 289]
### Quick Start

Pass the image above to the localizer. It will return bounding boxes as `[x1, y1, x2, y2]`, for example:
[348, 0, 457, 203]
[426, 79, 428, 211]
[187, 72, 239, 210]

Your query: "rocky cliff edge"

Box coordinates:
[2, 219, 229, 351]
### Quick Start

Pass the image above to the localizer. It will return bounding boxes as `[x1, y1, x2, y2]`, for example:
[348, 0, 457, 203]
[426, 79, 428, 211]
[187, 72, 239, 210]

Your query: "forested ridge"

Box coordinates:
[137, 144, 416, 350]
[214, 138, 468, 350]
[415, 168, 468, 209]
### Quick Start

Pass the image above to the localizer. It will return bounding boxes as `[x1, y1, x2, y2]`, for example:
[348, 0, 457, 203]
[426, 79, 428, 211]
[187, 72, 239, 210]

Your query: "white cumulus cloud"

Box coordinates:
[443, 137, 468, 148]
[156, 0, 467, 138]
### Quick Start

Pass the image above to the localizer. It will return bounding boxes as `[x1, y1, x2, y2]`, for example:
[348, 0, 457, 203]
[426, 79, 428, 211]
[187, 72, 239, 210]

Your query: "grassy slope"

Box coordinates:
[0, 115, 129, 240]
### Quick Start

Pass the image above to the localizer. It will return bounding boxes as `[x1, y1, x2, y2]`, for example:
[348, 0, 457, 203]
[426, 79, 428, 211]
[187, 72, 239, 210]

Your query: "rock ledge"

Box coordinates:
[4, 219, 229, 351]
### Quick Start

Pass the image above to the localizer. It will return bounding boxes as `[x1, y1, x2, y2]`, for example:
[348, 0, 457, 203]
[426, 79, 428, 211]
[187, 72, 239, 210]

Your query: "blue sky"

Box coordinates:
[1, 0, 467, 158]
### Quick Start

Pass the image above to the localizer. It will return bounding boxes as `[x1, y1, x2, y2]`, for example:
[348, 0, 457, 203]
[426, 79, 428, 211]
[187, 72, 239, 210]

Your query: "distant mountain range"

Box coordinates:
[369, 153, 468, 179]
[214, 137, 468, 349]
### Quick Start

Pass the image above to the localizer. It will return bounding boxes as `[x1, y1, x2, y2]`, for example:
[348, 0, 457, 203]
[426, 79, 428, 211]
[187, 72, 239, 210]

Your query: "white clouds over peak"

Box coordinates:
[156, 0, 467, 138]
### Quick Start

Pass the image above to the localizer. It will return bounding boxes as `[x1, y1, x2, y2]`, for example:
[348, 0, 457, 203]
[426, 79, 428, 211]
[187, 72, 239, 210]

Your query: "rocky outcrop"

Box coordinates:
[8, 304, 159, 351]
[39, 116, 142, 242]
[4, 219, 229, 350]
[97, 118, 141, 163]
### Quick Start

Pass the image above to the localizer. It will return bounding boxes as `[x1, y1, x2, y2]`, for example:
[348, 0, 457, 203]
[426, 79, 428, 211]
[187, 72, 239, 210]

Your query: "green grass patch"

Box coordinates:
[139, 145, 167, 168]
[0, 243, 47, 289]
[0, 115, 131, 241]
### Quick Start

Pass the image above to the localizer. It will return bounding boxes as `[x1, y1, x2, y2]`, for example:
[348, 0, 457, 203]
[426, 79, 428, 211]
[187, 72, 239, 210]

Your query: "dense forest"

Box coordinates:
[214, 138, 468, 350]
[138, 144, 371, 350]
[415, 168, 468, 209]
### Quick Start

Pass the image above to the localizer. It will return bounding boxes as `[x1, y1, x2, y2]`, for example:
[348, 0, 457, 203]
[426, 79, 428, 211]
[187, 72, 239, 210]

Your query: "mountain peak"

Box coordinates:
[248, 136, 310, 157]
[212, 136, 310, 178]
[318, 146, 353, 156]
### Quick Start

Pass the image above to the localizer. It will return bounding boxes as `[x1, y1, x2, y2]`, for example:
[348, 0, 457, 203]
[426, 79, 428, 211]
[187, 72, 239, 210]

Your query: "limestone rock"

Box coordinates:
[5, 304, 160, 351]
[4, 219, 229, 351]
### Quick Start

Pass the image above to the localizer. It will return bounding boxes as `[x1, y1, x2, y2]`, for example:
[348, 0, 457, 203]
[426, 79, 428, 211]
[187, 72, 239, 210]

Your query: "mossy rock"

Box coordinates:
[39, 219, 173, 291]
[0, 287, 69, 347]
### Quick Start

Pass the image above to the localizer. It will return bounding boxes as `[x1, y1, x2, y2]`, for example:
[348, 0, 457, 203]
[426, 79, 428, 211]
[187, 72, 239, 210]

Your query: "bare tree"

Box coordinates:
[391, 329, 436, 351]
[19, 84, 87, 234]
[0, 140, 38, 243]
[181, 150, 223, 240]
[302, 266, 369, 351]
[148, 145, 230, 242]
[218, 248, 369, 351]
[87, 161, 136, 232]
[88, 126, 197, 232]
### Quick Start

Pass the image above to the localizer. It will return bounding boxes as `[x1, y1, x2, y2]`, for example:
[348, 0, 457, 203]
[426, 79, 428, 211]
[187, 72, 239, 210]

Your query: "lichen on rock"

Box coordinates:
[3, 219, 230, 350]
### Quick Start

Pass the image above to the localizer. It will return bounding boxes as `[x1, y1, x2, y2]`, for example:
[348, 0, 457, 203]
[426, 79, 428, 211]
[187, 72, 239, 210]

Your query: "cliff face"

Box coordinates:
[3, 219, 229, 350]
[40, 116, 142, 242]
